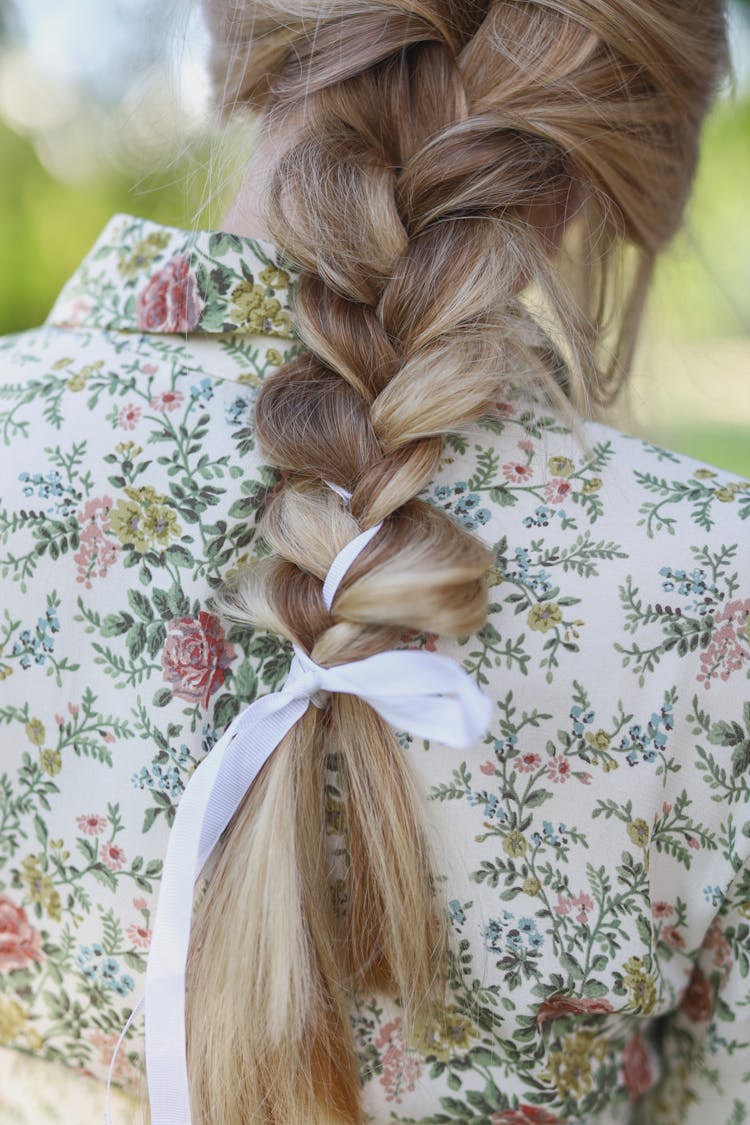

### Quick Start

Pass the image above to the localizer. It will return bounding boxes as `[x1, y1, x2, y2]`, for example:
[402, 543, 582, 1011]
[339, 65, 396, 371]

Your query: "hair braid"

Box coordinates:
[179, 1, 730, 1122]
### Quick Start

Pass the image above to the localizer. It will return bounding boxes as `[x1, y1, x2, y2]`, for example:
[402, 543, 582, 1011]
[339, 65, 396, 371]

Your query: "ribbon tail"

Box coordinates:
[104, 994, 144, 1124]
[365, 683, 491, 748]
[136, 690, 309, 1125]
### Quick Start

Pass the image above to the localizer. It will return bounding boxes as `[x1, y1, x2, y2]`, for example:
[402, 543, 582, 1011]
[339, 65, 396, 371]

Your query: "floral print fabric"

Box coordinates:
[0, 213, 749, 1124]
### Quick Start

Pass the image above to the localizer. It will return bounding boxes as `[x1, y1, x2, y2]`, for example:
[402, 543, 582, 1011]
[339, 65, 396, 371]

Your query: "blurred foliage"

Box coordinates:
[0, 120, 211, 333]
[2, 91, 748, 338]
[0, 83, 747, 477]
[647, 92, 750, 339]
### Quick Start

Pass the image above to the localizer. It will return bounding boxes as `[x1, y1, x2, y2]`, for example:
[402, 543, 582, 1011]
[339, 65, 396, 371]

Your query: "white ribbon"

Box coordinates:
[105, 518, 491, 1125]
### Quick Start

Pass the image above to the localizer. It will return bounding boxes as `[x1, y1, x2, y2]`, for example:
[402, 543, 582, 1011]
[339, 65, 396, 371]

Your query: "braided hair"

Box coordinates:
[179, 1, 729, 1121]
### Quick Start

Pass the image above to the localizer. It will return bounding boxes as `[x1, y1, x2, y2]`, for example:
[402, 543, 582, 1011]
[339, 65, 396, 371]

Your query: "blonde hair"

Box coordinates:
[170, 2, 731, 1122]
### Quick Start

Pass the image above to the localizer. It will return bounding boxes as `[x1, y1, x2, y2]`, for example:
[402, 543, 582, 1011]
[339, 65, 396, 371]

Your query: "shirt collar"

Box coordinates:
[47, 213, 298, 339]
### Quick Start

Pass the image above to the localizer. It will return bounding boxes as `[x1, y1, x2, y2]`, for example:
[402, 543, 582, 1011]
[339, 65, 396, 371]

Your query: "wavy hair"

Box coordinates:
[156, 1, 731, 1122]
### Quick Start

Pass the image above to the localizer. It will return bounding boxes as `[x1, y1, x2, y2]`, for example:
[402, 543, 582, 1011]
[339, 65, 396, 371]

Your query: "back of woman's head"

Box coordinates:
[178, 3, 730, 1122]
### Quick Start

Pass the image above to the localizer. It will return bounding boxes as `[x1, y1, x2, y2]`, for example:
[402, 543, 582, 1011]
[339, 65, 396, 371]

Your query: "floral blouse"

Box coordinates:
[0, 214, 749, 1125]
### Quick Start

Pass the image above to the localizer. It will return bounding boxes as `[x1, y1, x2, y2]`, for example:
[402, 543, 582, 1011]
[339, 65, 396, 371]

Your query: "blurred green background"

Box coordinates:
[0, 0, 748, 475]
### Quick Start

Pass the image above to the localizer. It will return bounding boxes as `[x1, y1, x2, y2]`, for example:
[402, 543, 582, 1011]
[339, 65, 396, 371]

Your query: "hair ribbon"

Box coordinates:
[106, 504, 491, 1125]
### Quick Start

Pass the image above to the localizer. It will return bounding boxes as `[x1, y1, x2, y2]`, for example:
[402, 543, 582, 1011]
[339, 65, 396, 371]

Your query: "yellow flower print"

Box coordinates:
[540, 1030, 608, 1098]
[486, 566, 504, 587]
[523, 875, 541, 896]
[265, 347, 283, 366]
[117, 230, 171, 279]
[258, 264, 290, 289]
[115, 440, 144, 459]
[623, 955, 657, 1013]
[229, 281, 293, 335]
[325, 796, 345, 837]
[110, 499, 151, 553]
[0, 996, 28, 1045]
[714, 486, 737, 503]
[25, 718, 45, 746]
[39, 748, 62, 776]
[693, 467, 716, 479]
[66, 359, 103, 392]
[51, 357, 73, 370]
[547, 455, 575, 477]
[626, 819, 649, 848]
[585, 729, 611, 751]
[527, 603, 563, 633]
[110, 486, 181, 554]
[25, 1027, 45, 1051]
[21, 855, 62, 920]
[237, 372, 262, 388]
[503, 830, 527, 858]
[124, 485, 161, 506]
[142, 504, 180, 547]
[581, 477, 603, 494]
[411, 1006, 477, 1061]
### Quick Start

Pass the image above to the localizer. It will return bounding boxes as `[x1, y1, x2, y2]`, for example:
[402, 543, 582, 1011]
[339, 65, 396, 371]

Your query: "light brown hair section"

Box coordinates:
[140, 2, 733, 1122]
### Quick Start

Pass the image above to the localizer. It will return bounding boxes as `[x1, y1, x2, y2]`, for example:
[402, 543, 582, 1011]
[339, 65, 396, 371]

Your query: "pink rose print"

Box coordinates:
[547, 757, 571, 783]
[126, 922, 151, 949]
[516, 752, 542, 773]
[133, 897, 148, 911]
[622, 1032, 652, 1100]
[161, 611, 237, 708]
[697, 598, 750, 689]
[74, 496, 119, 589]
[661, 925, 686, 950]
[703, 917, 733, 984]
[150, 389, 184, 412]
[118, 403, 142, 430]
[67, 297, 92, 327]
[77, 813, 108, 836]
[373, 1017, 423, 1104]
[480, 761, 497, 776]
[552, 891, 594, 925]
[89, 1029, 141, 1089]
[536, 993, 615, 1026]
[0, 895, 43, 972]
[101, 841, 127, 870]
[544, 478, 572, 504]
[136, 254, 204, 333]
[651, 901, 674, 919]
[679, 964, 714, 1022]
[492, 1109, 564, 1124]
[502, 462, 533, 483]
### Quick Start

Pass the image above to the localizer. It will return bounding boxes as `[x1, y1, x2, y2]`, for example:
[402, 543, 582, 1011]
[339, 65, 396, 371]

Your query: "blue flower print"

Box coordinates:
[190, 377, 214, 403]
[468, 790, 507, 822]
[659, 565, 721, 616]
[75, 947, 135, 995]
[570, 705, 595, 737]
[225, 394, 252, 427]
[18, 469, 79, 515]
[11, 601, 60, 669]
[427, 481, 490, 531]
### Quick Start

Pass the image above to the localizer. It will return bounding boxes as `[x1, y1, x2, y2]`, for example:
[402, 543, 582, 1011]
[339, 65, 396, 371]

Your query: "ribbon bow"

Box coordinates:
[106, 515, 491, 1124]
